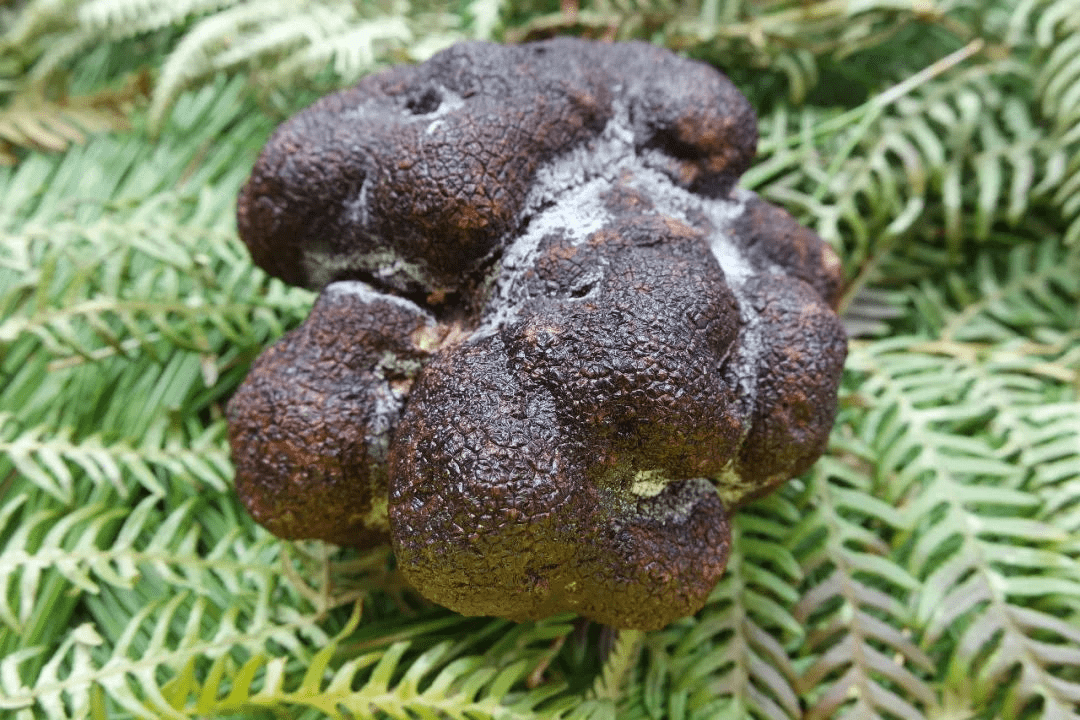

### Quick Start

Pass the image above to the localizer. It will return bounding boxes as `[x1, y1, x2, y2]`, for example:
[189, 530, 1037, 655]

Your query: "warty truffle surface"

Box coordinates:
[228, 37, 848, 630]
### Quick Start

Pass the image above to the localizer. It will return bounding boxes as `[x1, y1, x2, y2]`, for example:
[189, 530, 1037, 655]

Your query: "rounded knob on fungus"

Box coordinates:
[227, 283, 442, 547]
[227, 38, 847, 630]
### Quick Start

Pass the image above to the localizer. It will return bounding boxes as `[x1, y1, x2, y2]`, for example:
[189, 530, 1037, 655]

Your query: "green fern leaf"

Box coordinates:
[77, 0, 244, 38]
[589, 629, 643, 704]
[0, 77, 141, 162]
[0, 414, 240, 501]
[911, 495, 1080, 717]
[1008, 402, 1080, 530]
[793, 452, 935, 720]
[191, 615, 576, 719]
[147, 1, 439, 131]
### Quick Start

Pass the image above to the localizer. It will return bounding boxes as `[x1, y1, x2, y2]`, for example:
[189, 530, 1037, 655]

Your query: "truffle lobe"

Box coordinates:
[731, 274, 848, 502]
[390, 213, 752, 629]
[236, 38, 756, 297]
[227, 282, 441, 547]
[388, 332, 733, 631]
[732, 193, 845, 310]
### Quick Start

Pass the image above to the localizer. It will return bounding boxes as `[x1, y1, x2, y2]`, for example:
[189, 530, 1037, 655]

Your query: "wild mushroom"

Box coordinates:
[228, 37, 847, 630]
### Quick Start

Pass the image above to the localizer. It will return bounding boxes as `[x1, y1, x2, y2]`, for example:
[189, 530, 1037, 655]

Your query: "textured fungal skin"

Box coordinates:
[228, 38, 847, 630]
[237, 38, 756, 295]
[227, 283, 443, 547]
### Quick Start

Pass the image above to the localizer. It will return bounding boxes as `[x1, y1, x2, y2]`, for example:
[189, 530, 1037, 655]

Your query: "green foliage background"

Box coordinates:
[1, 0, 1079, 718]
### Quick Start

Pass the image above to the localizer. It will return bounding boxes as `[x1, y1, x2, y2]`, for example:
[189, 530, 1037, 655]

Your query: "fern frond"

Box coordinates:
[0, 491, 280, 635]
[935, 241, 1078, 344]
[0, 94, 123, 158]
[1006, 402, 1080, 531]
[0, 0, 80, 49]
[572, 627, 644, 719]
[908, 472, 1080, 717]
[0, 211, 310, 362]
[0, 497, 121, 633]
[7, 0, 494, 132]
[76, 0, 243, 39]
[1032, 23, 1080, 244]
[804, 247, 1075, 718]
[590, 629, 643, 703]
[754, 54, 1068, 278]
[792, 450, 935, 720]
[844, 252, 1080, 717]
[2, 487, 577, 719]
[1, 590, 340, 719]
[987, 0, 1080, 245]
[148, 1, 435, 131]
[0, 82, 313, 455]
[902, 239, 1080, 389]
[0, 413, 237, 502]
[1, 416, 155, 501]
[2, 480, 343, 718]
[174, 613, 576, 719]
[280, 14, 415, 78]
[144, 0, 305, 127]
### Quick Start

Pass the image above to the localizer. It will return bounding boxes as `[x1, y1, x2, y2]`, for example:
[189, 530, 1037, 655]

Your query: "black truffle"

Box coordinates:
[228, 38, 847, 630]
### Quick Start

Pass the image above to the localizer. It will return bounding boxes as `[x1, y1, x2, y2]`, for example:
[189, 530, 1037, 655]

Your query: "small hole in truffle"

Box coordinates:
[405, 87, 443, 115]
[569, 282, 595, 299]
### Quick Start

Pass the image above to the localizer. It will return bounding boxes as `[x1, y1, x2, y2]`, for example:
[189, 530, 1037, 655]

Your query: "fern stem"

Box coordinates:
[759, 38, 987, 155]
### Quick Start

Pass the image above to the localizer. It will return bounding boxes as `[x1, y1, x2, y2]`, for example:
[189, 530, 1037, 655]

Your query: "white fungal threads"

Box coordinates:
[325, 279, 432, 317]
[342, 177, 370, 227]
[323, 280, 436, 474]
[302, 247, 429, 292]
[477, 99, 767, 485]
[472, 178, 613, 340]
[419, 88, 465, 134]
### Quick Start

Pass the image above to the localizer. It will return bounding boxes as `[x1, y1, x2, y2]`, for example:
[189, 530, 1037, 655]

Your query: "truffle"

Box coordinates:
[228, 37, 847, 631]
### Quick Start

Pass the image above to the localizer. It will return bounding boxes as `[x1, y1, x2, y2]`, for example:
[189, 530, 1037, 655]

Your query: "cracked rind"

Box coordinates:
[236, 37, 756, 296]
[389, 190, 844, 628]
[229, 38, 847, 630]
[227, 281, 441, 547]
